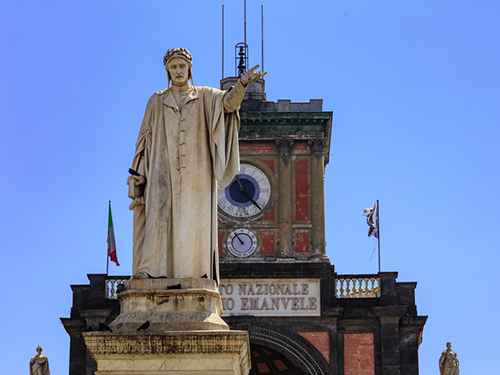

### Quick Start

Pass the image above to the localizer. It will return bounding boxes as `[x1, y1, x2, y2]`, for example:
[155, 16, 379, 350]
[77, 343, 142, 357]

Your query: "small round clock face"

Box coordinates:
[226, 228, 258, 257]
[218, 163, 272, 219]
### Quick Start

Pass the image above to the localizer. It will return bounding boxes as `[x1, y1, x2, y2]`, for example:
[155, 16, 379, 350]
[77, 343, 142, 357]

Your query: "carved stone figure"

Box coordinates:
[439, 342, 459, 375]
[30, 346, 50, 375]
[128, 48, 265, 283]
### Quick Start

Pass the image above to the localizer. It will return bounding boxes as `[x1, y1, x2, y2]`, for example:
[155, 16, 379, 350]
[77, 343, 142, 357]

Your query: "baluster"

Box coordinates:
[339, 278, 345, 298]
[352, 278, 359, 298]
[366, 278, 373, 297]
[105, 280, 110, 299]
[110, 280, 116, 299]
[346, 279, 351, 298]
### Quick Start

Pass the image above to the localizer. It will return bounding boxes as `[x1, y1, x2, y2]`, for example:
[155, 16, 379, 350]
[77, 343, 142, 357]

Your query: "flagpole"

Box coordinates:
[106, 201, 110, 276]
[377, 200, 381, 273]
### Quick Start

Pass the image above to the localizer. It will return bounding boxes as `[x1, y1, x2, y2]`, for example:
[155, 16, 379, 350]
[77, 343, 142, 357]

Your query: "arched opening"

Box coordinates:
[250, 344, 306, 375]
[248, 326, 326, 375]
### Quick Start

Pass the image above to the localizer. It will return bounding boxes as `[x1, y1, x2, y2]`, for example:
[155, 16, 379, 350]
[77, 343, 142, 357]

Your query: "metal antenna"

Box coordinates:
[222, 5, 225, 79]
[244, 0, 247, 45]
[261, 5, 264, 73]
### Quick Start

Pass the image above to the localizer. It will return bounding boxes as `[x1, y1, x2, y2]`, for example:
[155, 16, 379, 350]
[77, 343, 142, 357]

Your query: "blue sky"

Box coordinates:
[1, 1, 499, 374]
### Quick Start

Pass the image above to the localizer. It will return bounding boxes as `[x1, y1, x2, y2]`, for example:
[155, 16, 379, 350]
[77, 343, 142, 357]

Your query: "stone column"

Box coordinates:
[308, 138, 327, 255]
[275, 139, 294, 256]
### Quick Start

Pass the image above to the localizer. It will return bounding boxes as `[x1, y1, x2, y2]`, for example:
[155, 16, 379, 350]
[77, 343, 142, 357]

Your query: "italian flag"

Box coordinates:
[107, 202, 120, 266]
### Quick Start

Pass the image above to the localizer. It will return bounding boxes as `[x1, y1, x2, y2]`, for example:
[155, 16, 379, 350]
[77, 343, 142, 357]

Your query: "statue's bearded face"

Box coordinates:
[167, 57, 190, 86]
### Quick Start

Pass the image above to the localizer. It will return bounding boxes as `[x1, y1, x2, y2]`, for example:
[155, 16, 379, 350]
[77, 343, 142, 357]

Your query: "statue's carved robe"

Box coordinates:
[30, 355, 49, 375]
[130, 83, 244, 284]
[439, 349, 459, 375]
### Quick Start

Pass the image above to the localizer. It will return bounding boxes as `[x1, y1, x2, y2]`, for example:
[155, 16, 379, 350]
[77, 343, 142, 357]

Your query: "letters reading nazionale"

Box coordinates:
[219, 279, 321, 317]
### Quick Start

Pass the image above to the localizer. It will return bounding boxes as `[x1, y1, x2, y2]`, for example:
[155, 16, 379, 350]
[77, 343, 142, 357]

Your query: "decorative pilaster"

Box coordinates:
[275, 139, 294, 256]
[308, 138, 327, 255]
[379, 316, 401, 375]
[373, 306, 407, 375]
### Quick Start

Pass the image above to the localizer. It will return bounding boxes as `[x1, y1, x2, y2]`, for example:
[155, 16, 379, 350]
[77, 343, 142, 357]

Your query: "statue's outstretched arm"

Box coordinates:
[224, 65, 267, 112]
[223, 80, 246, 112]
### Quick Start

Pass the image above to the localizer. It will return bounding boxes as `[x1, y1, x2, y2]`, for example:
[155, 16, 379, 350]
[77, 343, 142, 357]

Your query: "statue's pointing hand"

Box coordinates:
[240, 65, 267, 86]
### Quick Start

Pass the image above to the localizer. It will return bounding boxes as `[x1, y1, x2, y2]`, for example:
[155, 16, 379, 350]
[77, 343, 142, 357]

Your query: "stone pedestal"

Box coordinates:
[109, 278, 228, 332]
[83, 278, 251, 374]
[84, 331, 250, 375]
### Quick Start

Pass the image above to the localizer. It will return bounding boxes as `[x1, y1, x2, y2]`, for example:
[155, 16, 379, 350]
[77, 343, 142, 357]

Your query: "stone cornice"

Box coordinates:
[83, 331, 249, 356]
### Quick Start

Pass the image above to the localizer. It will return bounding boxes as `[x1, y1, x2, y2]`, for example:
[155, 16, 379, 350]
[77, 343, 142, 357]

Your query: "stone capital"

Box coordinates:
[307, 138, 328, 155]
[275, 139, 294, 154]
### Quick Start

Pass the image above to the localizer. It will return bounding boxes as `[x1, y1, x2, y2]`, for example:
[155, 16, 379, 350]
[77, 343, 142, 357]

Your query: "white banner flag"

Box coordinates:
[364, 202, 379, 238]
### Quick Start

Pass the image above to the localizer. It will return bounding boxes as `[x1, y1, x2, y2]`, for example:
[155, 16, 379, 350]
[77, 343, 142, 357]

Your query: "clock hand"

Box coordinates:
[235, 176, 262, 210]
[234, 232, 244, 245]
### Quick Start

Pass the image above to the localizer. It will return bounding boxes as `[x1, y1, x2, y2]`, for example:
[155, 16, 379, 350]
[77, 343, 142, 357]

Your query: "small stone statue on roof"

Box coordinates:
[30, 345, 50, 375]
[439, 342, 459, 375]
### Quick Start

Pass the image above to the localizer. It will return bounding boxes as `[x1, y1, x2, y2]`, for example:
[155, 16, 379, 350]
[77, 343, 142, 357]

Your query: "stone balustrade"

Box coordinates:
[335, 275, 381, 298]
[105, 276, 130, 299]
[106, 275, 382, 299]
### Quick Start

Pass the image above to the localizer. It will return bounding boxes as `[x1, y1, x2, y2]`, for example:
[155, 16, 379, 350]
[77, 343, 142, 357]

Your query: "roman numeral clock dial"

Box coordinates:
[217, 163, 272, 220]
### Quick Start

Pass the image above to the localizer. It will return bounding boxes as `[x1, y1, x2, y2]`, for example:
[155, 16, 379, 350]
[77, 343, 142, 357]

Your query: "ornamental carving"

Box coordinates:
[307, 138, 328, 155]
[83, 332, 249, 356]
[275, 139, 295, 154]
[250, 326, 325, 375]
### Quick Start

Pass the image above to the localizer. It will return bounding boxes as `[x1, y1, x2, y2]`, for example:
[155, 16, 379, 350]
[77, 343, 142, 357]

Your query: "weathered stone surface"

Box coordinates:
[84, 331, 251, 375]
[109, 278, 228, 332]
[126, 278, 218, 291]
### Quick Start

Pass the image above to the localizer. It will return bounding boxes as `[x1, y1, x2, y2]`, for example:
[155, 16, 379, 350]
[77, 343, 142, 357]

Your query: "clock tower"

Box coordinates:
[218, 77, 333, 263]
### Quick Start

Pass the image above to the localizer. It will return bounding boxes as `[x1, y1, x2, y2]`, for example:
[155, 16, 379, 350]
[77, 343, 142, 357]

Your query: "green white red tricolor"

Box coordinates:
[107, 202, 120, 266]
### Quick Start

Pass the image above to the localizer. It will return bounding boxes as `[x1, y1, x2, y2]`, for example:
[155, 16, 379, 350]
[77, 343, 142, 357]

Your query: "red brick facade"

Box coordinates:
[260, 232, 275, 254]
[295, 232, 309, 253]
[297, 331, 330, 363]
[344, 333, 375, 375]
[260, 158, 275, 173]
[295, 159, 308, 221]
[261, 207, 275, 221]
[240, 144, 275, 151]
[218, 232, 224, 255]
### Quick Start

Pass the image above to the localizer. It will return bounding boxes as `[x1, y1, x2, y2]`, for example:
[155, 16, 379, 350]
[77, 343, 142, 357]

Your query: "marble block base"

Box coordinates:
[109, 278, 228, 332]
[84, 331, 251, 375]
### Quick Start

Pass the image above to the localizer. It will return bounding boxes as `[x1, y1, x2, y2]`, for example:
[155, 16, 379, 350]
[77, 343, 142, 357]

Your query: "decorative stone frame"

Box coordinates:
[249, 326, 327, 375]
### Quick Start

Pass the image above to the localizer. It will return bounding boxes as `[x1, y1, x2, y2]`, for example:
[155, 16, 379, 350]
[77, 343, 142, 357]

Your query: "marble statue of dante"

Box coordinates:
[127, 47, 265, 283]
[30, 346, 50, 375]
[439, 342, 459, 375]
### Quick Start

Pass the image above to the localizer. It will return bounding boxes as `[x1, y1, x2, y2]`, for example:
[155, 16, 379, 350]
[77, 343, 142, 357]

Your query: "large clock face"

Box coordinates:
[218, 163, 272, 219]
